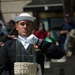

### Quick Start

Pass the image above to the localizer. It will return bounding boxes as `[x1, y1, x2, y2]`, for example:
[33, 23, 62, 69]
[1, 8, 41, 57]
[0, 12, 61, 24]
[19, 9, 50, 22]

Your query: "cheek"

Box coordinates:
[28, 27, 34, 31]
[16, 25, 21, 31]
[27, 28, 33, 34]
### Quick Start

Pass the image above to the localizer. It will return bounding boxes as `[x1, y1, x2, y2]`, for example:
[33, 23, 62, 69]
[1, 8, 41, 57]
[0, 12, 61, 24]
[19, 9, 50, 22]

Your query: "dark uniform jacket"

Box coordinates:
[0, 39, 65, 75]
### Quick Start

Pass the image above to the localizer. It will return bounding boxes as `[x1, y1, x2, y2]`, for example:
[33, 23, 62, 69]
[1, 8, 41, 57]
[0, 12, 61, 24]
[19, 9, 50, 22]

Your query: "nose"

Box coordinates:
[23, 24, 27, 27]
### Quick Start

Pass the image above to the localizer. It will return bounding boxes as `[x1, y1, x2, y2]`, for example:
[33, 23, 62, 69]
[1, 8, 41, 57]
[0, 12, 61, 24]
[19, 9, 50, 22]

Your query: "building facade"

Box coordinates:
[0, 0, 32, 23]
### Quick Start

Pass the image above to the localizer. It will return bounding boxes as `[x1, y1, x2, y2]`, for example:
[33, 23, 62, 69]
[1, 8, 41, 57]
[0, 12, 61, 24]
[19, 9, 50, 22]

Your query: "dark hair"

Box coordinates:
[8, 20, 15, 25]
[39, 22, 46, 31]
[9, 27, 18, 37]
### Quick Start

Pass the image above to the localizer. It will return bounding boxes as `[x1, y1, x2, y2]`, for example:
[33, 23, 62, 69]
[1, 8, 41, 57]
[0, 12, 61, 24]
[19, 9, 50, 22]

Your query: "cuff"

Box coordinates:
[36, 39, 42, 46]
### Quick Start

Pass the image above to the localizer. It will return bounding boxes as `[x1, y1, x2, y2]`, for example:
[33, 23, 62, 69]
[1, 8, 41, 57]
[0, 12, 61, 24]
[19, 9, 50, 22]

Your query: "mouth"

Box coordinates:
[23, 31, 27, 34]
[23, 29, 26, 31]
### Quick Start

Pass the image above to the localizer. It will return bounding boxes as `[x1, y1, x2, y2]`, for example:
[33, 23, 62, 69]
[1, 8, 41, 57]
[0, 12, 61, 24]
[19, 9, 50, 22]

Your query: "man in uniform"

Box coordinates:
[0, 13, 65, 75]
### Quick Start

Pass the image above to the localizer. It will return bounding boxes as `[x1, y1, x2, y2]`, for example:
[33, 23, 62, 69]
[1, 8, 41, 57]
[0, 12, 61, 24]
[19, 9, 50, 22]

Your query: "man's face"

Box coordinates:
[16, 20, 34, 37]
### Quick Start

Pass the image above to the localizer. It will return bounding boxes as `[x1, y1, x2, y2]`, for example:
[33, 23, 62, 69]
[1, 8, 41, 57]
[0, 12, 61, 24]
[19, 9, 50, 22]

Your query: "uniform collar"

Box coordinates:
[18, 35, 27, 41]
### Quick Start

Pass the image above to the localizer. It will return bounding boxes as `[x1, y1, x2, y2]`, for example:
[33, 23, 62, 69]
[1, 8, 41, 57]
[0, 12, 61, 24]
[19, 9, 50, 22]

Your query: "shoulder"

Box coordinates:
[0, 39, 16, 54]
[1, 39, 16, 47]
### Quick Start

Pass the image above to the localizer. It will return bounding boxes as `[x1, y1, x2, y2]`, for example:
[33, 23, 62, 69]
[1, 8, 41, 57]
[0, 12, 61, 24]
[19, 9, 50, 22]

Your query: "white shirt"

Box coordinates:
[18, 35, 30, 50]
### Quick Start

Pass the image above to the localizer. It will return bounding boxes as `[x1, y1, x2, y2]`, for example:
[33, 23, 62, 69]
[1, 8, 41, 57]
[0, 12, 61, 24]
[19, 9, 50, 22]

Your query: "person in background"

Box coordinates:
[7, 20, 17, 39]
[45, 31, 59, 46]
[0, 20, 17, 47]
[34, 22, 48, 39]
[34, 22, 48, 75]
[0, 22, 9, 46]
[45, 31, 55, 42]
[0, 13, 65, 75]
[0, 20, 8, 35]
[7, 27, 18, 39]
[7, 20, 15, 34]
[59, 14, 75, 50]
[64, 28, 75, 56]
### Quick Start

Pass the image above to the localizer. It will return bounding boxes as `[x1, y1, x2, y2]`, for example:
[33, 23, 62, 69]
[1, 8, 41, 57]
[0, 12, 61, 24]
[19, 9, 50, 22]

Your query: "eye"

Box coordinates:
[26, 23, 31, 26]
[20, 23, 25, 26]
[19, 22, 32, 26]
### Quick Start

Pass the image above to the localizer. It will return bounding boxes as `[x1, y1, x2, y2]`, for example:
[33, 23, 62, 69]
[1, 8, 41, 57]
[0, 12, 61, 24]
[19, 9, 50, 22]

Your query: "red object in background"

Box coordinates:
[34, 30, 48, 40]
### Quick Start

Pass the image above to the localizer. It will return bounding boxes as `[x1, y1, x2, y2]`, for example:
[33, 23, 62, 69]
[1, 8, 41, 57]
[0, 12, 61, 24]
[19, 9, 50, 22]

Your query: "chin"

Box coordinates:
[21, 33, 27, 37]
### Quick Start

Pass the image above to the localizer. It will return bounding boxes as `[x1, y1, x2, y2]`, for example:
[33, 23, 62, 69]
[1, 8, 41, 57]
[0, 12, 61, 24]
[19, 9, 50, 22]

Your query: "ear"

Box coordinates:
[15, 23, 18, 30]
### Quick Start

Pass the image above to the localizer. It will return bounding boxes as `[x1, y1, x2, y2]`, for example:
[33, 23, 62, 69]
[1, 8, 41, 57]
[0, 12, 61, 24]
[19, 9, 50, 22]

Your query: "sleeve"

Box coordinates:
[64, 34, 70, 51]
[0, 44, 8, 75]
[0, 41, 14, 75]
[39, 40, 66, 59]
